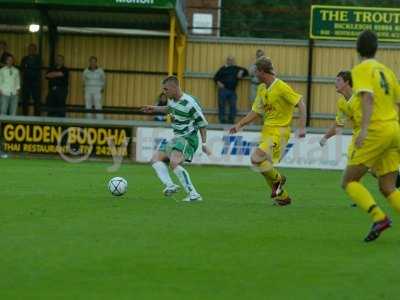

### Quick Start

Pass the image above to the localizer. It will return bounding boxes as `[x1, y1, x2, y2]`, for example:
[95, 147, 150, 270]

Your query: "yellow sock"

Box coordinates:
[261, 174, 273, 188]
[387, 190, 400, 213]
[259, 160, 281, 183]
[345, 182, 386, 222]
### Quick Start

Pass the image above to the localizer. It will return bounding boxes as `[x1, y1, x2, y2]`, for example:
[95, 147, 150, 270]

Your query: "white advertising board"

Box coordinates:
[136, 127, 352, 170]
[192, 13, 213, 34]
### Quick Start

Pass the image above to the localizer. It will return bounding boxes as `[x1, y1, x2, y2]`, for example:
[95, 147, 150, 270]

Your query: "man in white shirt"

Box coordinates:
[83, 56, 105, 119]
[0, 55, 20, 115]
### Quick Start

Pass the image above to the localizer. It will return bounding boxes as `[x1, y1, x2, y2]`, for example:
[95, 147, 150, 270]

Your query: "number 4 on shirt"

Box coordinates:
[379, 71, 390, 95]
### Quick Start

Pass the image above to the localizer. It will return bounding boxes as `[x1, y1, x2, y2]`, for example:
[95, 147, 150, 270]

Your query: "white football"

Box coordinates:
[108, 177, 128, 196]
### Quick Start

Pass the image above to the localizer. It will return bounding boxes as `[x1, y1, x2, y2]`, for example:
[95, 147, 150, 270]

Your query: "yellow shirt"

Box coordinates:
[351, 59, 400, 129]
[335, 94, 361, 132]
[252, 78, 302, 127]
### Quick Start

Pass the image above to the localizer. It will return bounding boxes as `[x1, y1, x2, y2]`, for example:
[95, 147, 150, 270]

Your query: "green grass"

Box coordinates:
[0, 158, 399, 299]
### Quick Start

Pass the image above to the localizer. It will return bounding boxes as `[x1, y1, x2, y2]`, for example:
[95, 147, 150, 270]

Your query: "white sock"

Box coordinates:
[152, 161, 174, 187]
[173, 165, 198, 195]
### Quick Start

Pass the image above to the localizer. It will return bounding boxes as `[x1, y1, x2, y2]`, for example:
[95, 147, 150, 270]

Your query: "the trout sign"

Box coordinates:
[310, 5, 400, 42]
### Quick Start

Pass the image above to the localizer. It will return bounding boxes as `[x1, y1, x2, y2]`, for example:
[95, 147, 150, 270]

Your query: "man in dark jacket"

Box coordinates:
[46, 55, 69, 117]
[21, 43, 42, 116]
[214, 56, 248, 124]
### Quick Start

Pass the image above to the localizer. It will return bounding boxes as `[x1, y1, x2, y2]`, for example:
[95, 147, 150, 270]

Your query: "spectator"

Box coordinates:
[0, 55, 20, 115]
[0, 41, 12, 67]
[154, 92, 168, 121]
[0, 43, 13, 158]
[21, 43, 42, 116]
[83, 56, 105, 119]
[248, 49, 265, 102]
[46, 55, 69, 117]
[214, 55, 248, 124]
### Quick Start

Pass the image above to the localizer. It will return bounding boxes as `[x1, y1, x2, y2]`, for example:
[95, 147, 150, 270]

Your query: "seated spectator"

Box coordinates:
[0, 55, 20, 115]
[21, 43, 42, 116]
[154, 92, 168, 121]
[214, 55, 248, 124]
[46, 55, 69, 117]
[83, 56, 105, 120]
[0, 41, 12, 67]
[248, 49, 265, 102]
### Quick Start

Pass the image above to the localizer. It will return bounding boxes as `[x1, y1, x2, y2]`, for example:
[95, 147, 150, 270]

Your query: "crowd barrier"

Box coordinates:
[0, 116, 352, 170]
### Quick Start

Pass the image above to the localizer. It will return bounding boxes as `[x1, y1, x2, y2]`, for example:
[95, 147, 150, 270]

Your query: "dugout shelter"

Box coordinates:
[0, 0, 187, 80]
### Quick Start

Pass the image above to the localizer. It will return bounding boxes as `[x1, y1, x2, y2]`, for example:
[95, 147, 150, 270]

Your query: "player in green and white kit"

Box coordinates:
[142, 76, 210, 201]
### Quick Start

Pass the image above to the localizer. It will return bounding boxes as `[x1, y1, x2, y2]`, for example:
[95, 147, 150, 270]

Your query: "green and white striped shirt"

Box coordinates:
[168, 93, 208, 137]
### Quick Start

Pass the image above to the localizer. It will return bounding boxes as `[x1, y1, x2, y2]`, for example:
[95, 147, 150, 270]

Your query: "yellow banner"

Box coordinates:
[2, 123, 131, 157]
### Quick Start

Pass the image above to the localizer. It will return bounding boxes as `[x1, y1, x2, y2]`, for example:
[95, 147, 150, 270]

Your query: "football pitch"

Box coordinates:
[1, 158, 399, 299]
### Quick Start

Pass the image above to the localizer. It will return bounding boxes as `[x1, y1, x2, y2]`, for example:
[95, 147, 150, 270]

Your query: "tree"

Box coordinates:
[221, 0, 400, 39]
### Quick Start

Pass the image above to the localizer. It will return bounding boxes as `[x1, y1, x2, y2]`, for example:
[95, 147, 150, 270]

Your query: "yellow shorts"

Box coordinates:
[347, 122, 400, 176]
[258, 126, 291, 164]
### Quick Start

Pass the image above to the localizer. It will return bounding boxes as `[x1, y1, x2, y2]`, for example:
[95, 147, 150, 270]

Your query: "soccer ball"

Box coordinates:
[108, 177, 128, 196]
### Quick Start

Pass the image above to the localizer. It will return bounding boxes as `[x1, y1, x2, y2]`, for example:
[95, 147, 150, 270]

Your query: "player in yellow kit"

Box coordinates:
[230, 56, 306, 206]
[321, 70, 400, 208]
[319, 71, 359, 146]
[320, 71, 361, 208]
[342, 30, 400, 242]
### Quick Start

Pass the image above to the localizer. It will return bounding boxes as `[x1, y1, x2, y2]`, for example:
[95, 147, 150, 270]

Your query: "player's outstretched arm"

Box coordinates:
[141, 105, 168, 114]
[320, 123, 343, 146]
[229, 111, 260, 134]
[199, 127, 212, 156]
[296, 99, 307, 138]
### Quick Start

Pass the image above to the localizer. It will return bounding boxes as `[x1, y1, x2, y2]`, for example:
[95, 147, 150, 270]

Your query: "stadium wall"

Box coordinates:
[0, 115, 352, 170]
[3, 32, 400, 127]
[57, 34, 168, 121]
